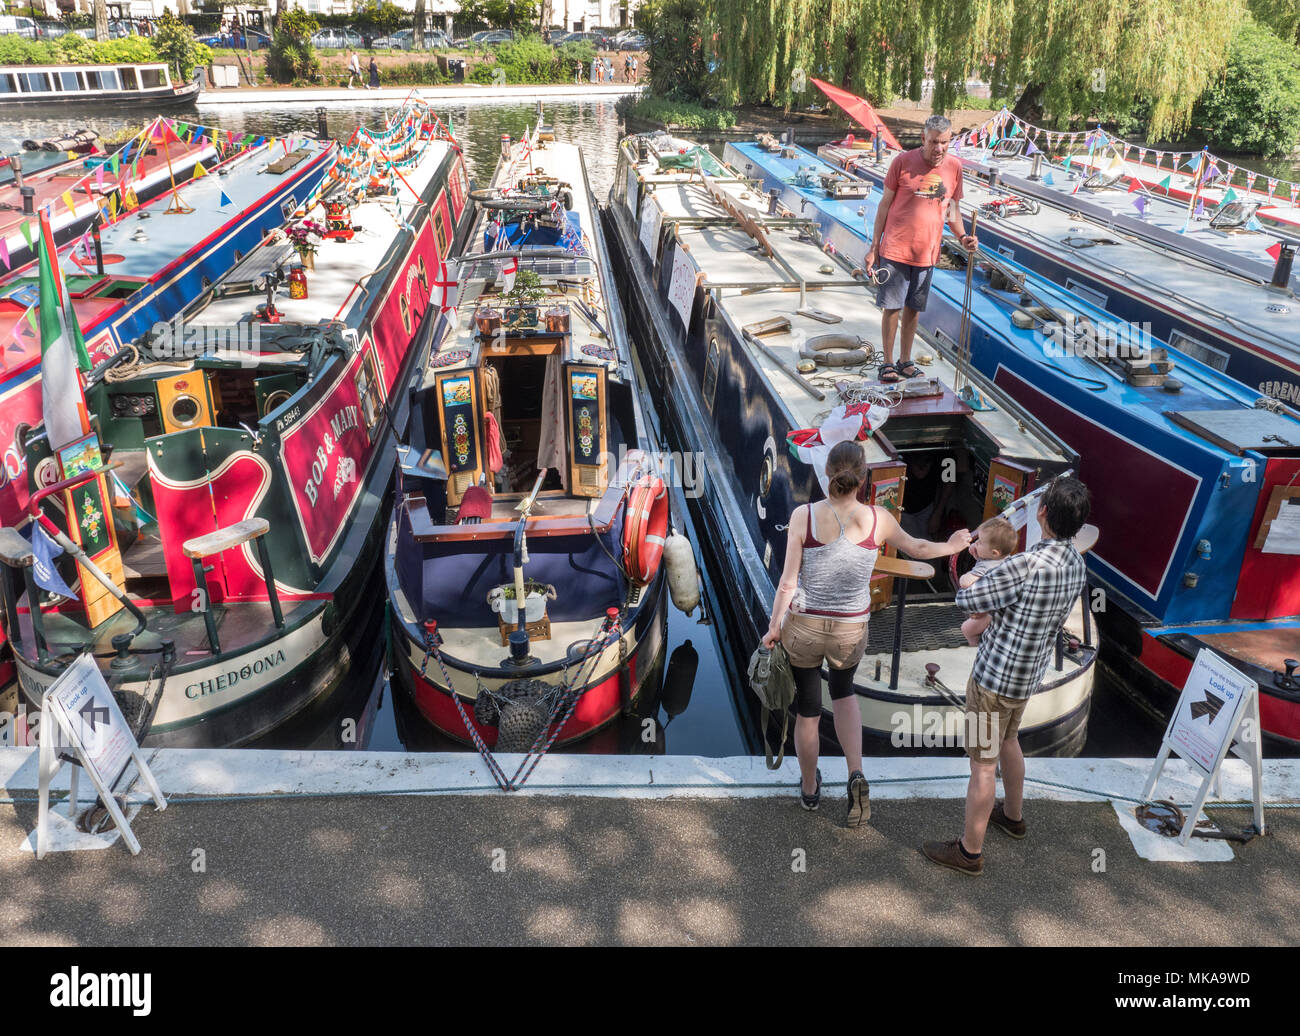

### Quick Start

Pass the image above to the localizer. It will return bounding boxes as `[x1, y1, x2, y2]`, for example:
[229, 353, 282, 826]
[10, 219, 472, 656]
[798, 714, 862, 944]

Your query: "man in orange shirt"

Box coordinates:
[861, 115, 977, 383]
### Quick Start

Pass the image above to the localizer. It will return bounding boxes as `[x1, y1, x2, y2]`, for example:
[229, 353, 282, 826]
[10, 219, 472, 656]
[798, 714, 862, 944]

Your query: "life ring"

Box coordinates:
[799, 333, 871, 367]
[622, 474, 669, 587]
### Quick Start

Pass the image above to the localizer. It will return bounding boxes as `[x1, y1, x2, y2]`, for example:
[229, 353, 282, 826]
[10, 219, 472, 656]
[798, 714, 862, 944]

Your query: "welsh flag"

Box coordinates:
[37, 212, 92, 451]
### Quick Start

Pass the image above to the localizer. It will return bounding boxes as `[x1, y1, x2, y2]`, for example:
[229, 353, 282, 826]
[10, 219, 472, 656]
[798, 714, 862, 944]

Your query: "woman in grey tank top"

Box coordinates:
[763, 440, 972, 824]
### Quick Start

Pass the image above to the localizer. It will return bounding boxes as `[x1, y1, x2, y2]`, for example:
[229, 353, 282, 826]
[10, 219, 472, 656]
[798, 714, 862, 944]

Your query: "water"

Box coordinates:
[2, 99, 1287, 760]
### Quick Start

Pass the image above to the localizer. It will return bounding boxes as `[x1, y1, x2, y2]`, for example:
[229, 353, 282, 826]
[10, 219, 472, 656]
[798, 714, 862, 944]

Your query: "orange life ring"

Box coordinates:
[622, 474, 668, 587]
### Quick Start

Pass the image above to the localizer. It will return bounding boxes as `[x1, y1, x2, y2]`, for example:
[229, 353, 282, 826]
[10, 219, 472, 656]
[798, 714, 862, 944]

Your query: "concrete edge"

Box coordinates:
[2, 749, 1297, 805]
[196, 84, 641, 105]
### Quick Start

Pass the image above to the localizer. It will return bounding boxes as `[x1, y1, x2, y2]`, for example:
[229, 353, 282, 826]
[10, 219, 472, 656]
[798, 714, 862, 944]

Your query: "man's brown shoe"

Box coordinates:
[921, 839, 983, 875]
[989, 801, 1027, 839]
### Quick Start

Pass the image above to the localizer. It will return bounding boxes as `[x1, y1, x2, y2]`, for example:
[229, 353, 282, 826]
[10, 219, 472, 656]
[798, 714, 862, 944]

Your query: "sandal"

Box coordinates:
[878, 363, 902, 383]
[897, 360, 924, 378]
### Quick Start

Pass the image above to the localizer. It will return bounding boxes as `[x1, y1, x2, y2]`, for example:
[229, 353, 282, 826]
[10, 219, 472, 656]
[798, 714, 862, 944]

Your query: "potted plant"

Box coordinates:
[487, 581, 557, 625]
[502, 268, 546, 327]
[285, 219, 327, 270]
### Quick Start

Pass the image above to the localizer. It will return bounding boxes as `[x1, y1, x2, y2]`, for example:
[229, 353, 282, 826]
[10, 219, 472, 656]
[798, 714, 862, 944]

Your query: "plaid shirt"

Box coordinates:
[956, 538, 1086, 700]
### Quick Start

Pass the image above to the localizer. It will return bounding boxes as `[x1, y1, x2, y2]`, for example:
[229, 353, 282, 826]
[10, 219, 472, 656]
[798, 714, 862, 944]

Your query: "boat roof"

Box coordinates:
[629, 146, 1068, 465]
[737, 140, 1300, 462]
[819, 142, 1299, 352]
[420, 131, 622, 388]
[188, 138, 454, 335]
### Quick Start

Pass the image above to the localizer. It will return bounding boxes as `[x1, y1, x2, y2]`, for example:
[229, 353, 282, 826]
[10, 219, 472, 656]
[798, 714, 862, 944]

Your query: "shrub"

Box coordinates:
[1192, 19, 1300, 157]
[639, 0, 712, 104]
[267, 8, 321, 84]
[617, 94, 737, 130]
[152, 10, 212, 80]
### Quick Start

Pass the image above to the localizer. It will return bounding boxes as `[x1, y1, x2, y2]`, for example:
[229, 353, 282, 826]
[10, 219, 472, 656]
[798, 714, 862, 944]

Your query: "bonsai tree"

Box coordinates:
[502, 268, 547, 305]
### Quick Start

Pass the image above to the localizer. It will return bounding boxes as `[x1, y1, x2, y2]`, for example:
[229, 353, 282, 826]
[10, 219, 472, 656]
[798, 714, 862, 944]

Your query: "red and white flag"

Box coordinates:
[501, 256, 518, 294]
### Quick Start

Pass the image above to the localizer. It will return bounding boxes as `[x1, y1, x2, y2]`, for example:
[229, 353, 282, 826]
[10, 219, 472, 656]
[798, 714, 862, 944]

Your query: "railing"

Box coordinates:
[183, 517, 283, 655]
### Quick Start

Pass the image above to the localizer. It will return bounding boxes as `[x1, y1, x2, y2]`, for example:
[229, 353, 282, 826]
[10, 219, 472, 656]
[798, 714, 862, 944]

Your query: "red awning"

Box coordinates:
[811, 78, 902, 152]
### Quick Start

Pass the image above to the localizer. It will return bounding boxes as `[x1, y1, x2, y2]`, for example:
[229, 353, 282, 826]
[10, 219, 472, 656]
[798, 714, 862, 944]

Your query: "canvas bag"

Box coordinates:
[747, 643, 796, 769]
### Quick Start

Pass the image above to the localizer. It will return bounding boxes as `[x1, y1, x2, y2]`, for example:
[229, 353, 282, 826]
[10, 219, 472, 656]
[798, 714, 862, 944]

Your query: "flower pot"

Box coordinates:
[487, 583, 556, 624]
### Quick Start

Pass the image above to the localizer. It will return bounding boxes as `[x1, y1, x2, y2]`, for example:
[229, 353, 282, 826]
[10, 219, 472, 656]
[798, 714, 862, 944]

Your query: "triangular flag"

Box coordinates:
[1062, 155, 1072, 170]
[110, 153, 120, 175]
[61, 190, 75, 213]
[1044, 171, 1055, 185]
[219, 191, 232, 208]
[20, 222, 34, 249]
[193, 162, 207, 178]
[1222, 187, 1238, 204]
[1267, 241, 1283, 262]
[1195, 198, 1205, 217]
[1008, 121, 1019, 137]
[1024, 139, 1038, 156]
[1133, 196, 1147, 215]
[1158, 175, 1171, 190]
[36, 211, 92, 451]
[109, 193, 117, 218]
[95, 165, 104, 186]
[1246, 216, 1264, 232]
[1128, 177, 1142, 193]
[0, 238, 8, 271]
[26, 523, 77, 600]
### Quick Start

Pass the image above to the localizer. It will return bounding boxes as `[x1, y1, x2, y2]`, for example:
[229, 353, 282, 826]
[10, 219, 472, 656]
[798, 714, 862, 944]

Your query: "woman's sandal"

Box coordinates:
[878, 363, 902, 383]
[897, 359, 924, 378]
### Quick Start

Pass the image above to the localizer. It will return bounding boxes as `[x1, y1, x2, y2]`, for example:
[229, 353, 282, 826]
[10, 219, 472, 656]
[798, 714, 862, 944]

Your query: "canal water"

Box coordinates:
[0, 99, 1266, 761]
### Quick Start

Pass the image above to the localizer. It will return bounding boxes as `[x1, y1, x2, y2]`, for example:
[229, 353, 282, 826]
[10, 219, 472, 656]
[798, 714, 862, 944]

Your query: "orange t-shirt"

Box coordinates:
[878, 150, 963, 267]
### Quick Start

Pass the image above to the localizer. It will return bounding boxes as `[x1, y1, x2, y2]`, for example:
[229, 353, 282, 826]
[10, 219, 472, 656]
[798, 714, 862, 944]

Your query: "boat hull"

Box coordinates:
[0, 80, 200, 112]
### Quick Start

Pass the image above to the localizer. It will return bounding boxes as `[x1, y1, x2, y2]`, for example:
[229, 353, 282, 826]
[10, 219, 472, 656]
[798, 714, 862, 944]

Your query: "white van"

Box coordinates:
[0, 16, 42, 39]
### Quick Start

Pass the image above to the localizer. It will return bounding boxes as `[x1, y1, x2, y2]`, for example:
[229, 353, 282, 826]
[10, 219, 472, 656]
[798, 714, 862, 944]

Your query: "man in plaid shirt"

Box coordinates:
[923, 477, 1091, 876]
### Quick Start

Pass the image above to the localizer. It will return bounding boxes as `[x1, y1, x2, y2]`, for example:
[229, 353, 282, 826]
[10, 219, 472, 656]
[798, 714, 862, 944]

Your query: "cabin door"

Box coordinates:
[865, 461, 906, 612]
[146, 426, 267, 611]
[984, 458, 1037, 549]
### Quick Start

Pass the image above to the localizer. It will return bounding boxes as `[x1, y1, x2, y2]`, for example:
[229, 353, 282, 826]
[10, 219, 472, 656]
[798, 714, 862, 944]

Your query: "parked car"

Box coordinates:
[613, 31, 648, 50]
[198, 28, 271, 49]
[373, 28, 453, 50]
[1, 15, 44, 38]
[74, 20, 136, 40]
[456, 29, 513, 46]
[37, 21, 69, 39]
[553, 30, 608, 48]
[310, 27, 364, 49]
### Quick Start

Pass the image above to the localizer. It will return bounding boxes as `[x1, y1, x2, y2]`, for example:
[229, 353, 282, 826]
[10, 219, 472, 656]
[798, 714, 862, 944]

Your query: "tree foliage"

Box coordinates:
[354, 0, 404, 39]
[457, 0, 541, 30]
[641, 0, 714, 103]
[706, 0, 1247, 140]
[1193, 19, 1300, 156]
[153, 9, 212, 80]
[267, 9, 321, 84]
[1249, 0, 1300, 45]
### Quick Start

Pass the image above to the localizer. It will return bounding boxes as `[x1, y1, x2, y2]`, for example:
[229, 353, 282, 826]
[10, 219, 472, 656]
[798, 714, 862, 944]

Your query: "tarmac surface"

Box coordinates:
[3, 792, 1297, 946]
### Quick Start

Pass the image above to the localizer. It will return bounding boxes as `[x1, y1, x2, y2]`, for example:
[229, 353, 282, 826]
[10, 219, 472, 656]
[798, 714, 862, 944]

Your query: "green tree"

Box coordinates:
[266, 8, 321, 83]
[1193, 19, 1300, 156]
[641, 0, 714, 103]
[355, 0, 404, 39]
[1249, 0, 1300, 45]
[153, 9, 212, 80]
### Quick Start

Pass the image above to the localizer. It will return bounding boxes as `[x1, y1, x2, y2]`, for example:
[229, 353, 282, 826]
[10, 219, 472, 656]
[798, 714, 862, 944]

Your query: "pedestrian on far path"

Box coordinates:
[368, 56, 380, 90]
[624, 54, 632, 82]
[764, 440, 971, 827]
[347, 51, 362, 89]
[590, 56, 599, 84]
[858, 114, 977, 384]
[631, 55, 638, 83]
[921, 476, 1091, 876]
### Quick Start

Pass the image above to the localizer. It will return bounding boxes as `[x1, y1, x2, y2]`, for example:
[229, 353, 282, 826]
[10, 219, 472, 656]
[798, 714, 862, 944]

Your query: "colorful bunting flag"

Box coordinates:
[19, 223, 34, 249]
[1025, 139, 1038, 156]
[193, 162, 207, 178]
[61, 190, 75, 213]
[219, 191, 232, 208]
[1158, 175, 1171, 190]
[1194, 198, 1204, 217]
[1133, 196, 1147, 215]
[1128, 177, 1141, 193]
[1044, 171, 1055, 185]
[1222, 187, 1238, 204]
[1267, 241, 1283, 262]
[0, 239, 8, 271]
[1062, 155, 1072, 170]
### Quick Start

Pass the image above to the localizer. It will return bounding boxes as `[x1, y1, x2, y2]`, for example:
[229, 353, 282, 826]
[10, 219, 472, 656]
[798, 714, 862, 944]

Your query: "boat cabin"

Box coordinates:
[0, 63, 179, 99]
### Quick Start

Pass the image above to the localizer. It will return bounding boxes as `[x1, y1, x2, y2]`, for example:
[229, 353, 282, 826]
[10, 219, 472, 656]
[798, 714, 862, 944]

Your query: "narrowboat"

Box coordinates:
[386, 121, 681, 754]
[0, 118, 217, 278]
[0, 63, 200, 111]
[0, 125, 335, 529]
[1, 99, 460, 746]
[813, 118, 1300, 409]
[606, 133, 1097, 756]
[732, 136, 1300, 748]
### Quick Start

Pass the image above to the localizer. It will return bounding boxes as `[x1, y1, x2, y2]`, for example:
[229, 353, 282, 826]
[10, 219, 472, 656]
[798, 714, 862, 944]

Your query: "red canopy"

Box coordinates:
[811, 78, 902, 152]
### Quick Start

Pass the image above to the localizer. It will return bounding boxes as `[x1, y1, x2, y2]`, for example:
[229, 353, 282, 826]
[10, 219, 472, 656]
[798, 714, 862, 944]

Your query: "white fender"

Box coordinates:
[663, 532, 700, 616]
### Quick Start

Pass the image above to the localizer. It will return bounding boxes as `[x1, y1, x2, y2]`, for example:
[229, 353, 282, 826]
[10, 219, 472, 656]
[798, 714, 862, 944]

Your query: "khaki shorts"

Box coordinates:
[781, 612, 870, 671]
[964, 676, 1027, 762]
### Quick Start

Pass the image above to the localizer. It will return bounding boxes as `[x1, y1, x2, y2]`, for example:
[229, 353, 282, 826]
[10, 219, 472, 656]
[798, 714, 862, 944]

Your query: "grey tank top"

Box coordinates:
[798, 502, 880, 618]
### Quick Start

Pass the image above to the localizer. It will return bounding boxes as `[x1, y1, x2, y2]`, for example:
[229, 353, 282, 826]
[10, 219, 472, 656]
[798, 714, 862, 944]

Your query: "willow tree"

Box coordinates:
[706, 0, 1243, 140]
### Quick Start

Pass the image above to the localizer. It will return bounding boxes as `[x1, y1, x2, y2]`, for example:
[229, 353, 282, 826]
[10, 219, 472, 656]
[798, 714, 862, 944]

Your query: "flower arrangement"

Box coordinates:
[285, 219, 327, 267]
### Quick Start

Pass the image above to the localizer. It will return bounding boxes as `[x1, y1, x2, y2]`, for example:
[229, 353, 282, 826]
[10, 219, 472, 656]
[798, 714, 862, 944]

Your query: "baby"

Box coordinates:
[959, 516, 1019, 646]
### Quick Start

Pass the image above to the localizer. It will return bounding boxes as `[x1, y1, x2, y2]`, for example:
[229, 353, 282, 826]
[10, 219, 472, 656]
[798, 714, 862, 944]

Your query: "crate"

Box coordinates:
[498, 614, 551, 646]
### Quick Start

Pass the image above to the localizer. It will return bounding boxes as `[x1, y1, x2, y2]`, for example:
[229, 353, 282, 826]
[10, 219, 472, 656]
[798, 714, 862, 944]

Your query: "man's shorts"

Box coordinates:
[964, 676, 1028, 761]
[874, 256, 934, 312]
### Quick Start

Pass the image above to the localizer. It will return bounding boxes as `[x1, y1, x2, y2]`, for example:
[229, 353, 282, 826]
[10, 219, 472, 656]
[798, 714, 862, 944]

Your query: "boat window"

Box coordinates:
[703, 336, 721, 412]
[139, 67, 165, 89]
[1169, 330, 1230, 373]
[18, 71, 50, 93]
[91, 70, 121, 90]
[0, 75, 14, 94]
[1065, 278, 1108, 309]
[433, 207, 449, 256]
[118, 67, 139, 90]
[57, 71, 80, 91]
[354, 350, 383, 432]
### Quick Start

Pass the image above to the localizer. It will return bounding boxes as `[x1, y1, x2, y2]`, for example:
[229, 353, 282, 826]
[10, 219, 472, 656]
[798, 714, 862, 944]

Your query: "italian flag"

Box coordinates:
[37, 211, 92, 451]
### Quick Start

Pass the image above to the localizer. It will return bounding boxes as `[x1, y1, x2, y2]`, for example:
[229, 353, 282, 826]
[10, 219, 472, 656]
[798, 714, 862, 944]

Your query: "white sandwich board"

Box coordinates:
[1141, 647, 1264, 845]
[36, 653, 166, 859]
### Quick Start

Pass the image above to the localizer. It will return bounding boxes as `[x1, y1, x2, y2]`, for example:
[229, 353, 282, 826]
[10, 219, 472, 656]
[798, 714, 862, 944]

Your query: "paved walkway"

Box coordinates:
[3, 751, 1298, 946]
